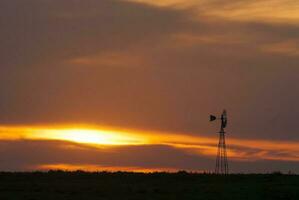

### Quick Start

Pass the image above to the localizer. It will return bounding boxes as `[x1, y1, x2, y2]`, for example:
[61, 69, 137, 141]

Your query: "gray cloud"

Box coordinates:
[0, 139, 299, 173]
[0, 140, 213, 171]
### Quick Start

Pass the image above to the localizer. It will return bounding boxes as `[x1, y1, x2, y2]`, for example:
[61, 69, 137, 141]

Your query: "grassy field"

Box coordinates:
[0, 171, 298, 200]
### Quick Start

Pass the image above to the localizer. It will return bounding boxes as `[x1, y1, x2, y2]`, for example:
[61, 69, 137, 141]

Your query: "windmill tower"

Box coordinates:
[210, 110, 228, 174]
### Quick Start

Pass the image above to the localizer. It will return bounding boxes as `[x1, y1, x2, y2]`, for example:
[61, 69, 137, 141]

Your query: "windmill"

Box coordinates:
[210, 110, 228, 174]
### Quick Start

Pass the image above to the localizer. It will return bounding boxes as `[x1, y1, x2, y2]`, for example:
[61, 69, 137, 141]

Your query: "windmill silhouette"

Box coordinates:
[210, 110, 228, 174]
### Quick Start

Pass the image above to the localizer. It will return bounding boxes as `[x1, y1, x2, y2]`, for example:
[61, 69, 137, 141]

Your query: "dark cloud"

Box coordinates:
[0, 0, 299, 143]
[0, 139, 298, 173]
[0, 140, 214, 171]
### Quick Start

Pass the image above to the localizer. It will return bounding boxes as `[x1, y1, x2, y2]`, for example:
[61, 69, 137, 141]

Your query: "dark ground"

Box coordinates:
[0, 171, 298, 200]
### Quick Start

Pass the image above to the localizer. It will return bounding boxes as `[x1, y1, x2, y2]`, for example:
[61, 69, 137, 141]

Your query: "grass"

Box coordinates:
[0, 171, 298, 200]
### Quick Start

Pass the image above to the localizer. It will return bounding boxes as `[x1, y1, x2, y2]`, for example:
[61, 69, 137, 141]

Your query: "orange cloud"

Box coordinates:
[1, 125, 299, 163]
[261, 39, 299, 56]
[68, 51, 146, 68]
[128, 0, 299, 24]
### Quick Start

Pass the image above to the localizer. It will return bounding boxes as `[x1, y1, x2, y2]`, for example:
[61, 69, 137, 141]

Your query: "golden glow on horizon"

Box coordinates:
[38, 164, 178, 173]
[0, 126, 148, 146]
[1, 125, 299, 163]
[35, 128, 146, 145]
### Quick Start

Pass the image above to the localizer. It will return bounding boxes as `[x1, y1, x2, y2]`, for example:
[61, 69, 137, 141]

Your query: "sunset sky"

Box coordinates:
[1, 0, 299, 173]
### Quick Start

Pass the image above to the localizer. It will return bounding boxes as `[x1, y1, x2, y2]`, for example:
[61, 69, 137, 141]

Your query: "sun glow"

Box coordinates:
[0, 126, 148, 146]
[35, 128, 147, 145]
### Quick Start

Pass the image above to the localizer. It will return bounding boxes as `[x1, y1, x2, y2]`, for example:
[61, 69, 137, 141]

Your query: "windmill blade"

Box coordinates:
[222, 110, 227, 128]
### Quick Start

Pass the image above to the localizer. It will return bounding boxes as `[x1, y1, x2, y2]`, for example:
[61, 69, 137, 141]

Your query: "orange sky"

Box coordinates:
[1, 0, 299, 173]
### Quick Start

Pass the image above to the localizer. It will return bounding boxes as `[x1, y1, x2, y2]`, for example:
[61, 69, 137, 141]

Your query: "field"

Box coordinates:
[0, 171, 298, 200]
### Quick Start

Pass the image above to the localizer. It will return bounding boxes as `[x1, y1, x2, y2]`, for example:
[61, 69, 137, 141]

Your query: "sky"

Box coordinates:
[0, 0, 299, 173]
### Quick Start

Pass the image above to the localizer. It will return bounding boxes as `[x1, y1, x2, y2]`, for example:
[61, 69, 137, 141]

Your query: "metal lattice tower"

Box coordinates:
[210, 110, 228, 175]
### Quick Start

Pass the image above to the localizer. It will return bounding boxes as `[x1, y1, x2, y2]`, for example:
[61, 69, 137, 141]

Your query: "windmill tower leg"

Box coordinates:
[215, 134, 221, 174]
[215, 130, 228, 174]
[223, 133, 228, 174]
